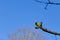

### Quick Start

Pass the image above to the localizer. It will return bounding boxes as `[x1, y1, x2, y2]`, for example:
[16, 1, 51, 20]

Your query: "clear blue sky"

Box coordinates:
[0, 0, 60, 40]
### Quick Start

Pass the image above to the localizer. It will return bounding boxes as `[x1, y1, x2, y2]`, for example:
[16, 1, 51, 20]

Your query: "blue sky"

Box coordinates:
[0, 0, 60, 40]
